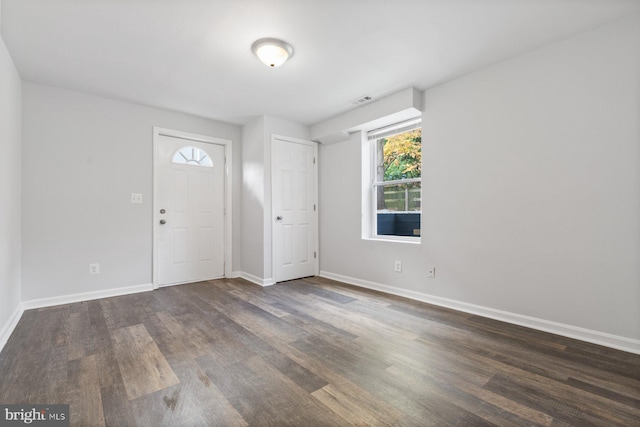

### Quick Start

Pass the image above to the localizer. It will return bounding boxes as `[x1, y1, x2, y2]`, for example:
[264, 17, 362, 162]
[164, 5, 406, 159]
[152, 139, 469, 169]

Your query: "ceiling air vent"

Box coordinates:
[351, 95, 373, 105]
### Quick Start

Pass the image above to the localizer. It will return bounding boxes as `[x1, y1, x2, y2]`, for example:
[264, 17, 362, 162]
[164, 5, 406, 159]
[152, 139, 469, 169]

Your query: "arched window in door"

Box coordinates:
[172, 146, 213, 167]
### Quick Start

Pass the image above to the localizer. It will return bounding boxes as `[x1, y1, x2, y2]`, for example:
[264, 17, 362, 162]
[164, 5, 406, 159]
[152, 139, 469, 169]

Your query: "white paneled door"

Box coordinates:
[272, 136, 318, 282]
[155, 134, 225, 287]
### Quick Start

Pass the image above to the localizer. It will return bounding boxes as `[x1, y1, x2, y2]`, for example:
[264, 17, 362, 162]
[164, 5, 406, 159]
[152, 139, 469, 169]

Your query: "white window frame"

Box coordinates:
[363, 118, 422, 243]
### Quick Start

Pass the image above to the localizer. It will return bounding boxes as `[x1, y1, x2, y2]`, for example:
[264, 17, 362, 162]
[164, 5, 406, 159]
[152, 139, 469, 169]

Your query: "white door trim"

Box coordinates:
[153, 127, 233, 289]
[270, 134, 319, 283]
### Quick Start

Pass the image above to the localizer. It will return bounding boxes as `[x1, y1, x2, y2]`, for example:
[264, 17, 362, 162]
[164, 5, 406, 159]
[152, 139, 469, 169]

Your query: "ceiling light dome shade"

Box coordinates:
[251, 38, 293, 67]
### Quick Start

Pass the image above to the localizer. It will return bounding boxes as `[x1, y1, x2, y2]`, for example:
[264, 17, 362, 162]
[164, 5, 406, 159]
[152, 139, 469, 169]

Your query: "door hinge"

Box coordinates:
[313, 157, 316, 164]
[314, 251, 317, 259]
[313, 204, 316, 211]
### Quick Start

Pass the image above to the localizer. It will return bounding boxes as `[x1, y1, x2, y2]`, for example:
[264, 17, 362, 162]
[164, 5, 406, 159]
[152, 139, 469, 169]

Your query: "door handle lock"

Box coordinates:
[276, 216, 283, 221]
[159, 219, 167, 225]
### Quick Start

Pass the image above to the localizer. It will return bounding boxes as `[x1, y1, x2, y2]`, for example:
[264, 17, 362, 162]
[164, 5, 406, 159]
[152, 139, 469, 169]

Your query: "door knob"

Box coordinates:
[159, 219, 167, 225]
[276, 216, 283, 221]
[160, 209, 166, 214]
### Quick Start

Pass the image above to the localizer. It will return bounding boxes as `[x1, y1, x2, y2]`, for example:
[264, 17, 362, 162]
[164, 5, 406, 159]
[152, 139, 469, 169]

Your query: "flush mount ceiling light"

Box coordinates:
[251, 38, 293, 68]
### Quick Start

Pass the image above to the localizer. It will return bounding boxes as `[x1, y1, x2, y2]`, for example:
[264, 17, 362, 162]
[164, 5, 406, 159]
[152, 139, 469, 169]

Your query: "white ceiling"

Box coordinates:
[2, 0, 639, 125]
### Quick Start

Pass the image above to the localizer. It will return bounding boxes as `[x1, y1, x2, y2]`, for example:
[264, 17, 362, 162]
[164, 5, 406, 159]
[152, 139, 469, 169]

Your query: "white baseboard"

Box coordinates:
[22, 283, 154, 310]
[239, 272, 276, 287]
[229, 271, 243, 279]
[319, 271, 640, 355]
[0, 303, 25, 354]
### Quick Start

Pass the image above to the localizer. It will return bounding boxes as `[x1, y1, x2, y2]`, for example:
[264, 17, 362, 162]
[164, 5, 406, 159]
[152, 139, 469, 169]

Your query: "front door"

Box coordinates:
[155, 134, 225, 287]
[272, 136, 318, 282]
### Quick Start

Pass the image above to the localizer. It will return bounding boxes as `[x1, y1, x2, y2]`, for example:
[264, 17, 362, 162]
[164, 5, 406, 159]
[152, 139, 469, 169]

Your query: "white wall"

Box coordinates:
[241, 115, 310, 283]
[0, 8, 22, 342]
[21, 83, 242, 301]
[241, 116, 266, 279]
[319, 15, 640, 346]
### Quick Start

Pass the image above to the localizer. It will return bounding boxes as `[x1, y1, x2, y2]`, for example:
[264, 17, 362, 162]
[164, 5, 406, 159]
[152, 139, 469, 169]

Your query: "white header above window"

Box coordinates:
[310, 87, 422, 145]
[367, 117, 422, 141]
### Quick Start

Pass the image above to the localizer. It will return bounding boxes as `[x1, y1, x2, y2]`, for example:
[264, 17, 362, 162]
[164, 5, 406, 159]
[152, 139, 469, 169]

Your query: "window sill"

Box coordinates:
[362, 236, 421, 245]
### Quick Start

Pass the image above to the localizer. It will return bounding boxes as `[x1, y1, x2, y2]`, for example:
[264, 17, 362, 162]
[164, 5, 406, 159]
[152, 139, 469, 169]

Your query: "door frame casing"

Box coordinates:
[152, 127, 233, 289]
[270, 134, 319, 283]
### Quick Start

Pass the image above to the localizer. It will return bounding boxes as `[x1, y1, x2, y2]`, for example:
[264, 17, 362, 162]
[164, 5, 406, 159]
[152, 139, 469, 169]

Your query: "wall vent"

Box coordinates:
[351, 95, 373, 105]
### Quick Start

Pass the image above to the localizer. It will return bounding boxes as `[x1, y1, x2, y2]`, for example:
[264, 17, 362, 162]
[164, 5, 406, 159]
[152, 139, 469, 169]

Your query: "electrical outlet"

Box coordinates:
[427, 266, 435, 278]
[394, 260, 402, 273]
[89, 263, 100, 275]
[131, 193, 143, 204]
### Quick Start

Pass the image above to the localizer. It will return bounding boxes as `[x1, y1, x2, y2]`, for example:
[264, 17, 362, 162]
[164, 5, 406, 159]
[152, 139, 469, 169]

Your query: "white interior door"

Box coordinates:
[272, 136, 318, 282]
[155, 134, 225, 287]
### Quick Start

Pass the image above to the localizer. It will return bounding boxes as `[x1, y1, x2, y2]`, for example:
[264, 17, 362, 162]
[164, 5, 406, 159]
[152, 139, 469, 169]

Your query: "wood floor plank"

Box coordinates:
[99, 294, 151, 331]
[484, 371, 640, 426]
[197, 353, 347, 426]
[291, 335, 392, 378]
[137, 311, 196, 367]
[67, 308, 97, 361]
[215, 300, 309, 345]
[90, 310, 129, 390]
[387, 364, 553, 427]
[291, 335, 475, 425]
[562, 377, 640, 409]
[67, 355, 105, 427]
[271, 288, 421, 342]
[129, 384, 206, 427]
[1, 307, 70, 403]
[257, 347, 329, 394]
[304, 276, 395, 307]
[226, 287, 293, 318]
[155, 311, 211, 360]
[261, 333, 415, 425]
[297, 281, 358, 304]
[384, 364, 539, 427]
[388, 345, 497, 388]
[100, 383, 138, 427]
[311, 384, 396, 426]
[428, 332, 640, 401]
[111, 324, 180, 400]
[129, 359, 247, 427]
[177, 281, 244, 314]
[484, 373, 626, 427]
[178, 310, 268, 366]
[145, 286, 200, 317]
[173, 359, 248, 426]
[274, 303, 359, 341]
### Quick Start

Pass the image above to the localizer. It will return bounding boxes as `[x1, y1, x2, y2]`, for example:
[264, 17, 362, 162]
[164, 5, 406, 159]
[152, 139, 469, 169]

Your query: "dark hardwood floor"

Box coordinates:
[0, 276, 639, 426]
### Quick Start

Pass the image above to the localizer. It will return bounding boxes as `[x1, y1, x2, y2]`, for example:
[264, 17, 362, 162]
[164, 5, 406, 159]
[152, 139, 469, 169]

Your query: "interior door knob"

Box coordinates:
[276, 216, 283, 221]
[159, 219, 167, 225]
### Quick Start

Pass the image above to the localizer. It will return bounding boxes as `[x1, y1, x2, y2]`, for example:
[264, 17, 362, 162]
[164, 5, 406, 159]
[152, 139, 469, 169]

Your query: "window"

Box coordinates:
[172, 146, 213, 167]
[369, 119, 422, 240]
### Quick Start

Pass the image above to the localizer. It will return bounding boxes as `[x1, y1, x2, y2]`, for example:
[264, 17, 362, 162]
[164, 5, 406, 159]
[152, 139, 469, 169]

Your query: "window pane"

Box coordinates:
[376, 128, 421, 182]
[172, 146, 213, 167]
[376, 182, 421, 237]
